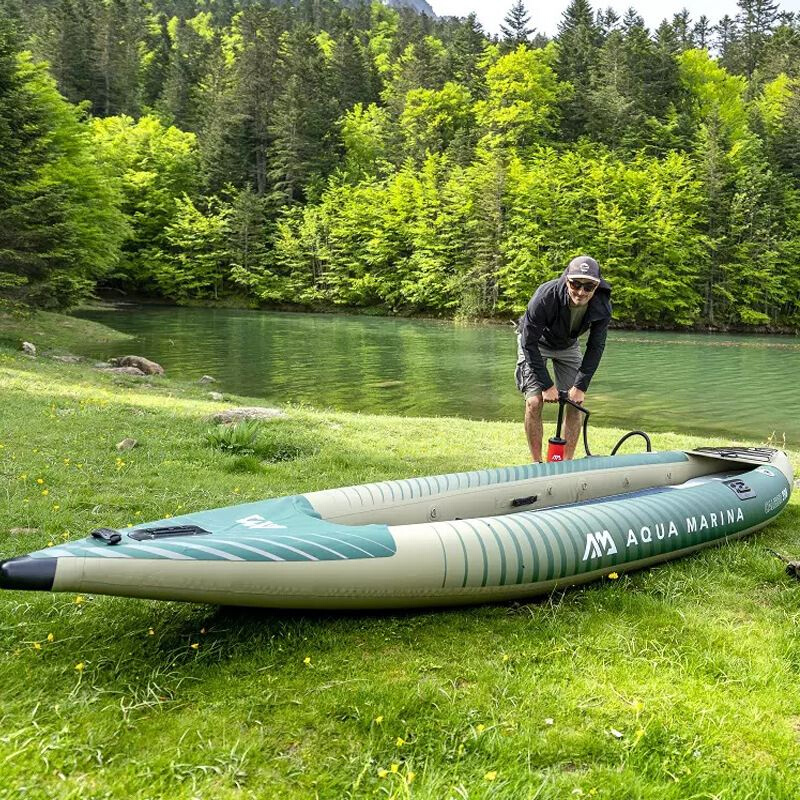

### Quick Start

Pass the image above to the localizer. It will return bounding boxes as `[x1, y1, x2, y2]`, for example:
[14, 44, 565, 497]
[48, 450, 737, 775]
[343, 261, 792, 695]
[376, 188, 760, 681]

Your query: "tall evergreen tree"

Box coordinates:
[96, 0, 146, 116]
[500, 1, 534, 50]
[555, 0, 599, 139]
[268, 25, 337, 208]
[671, 8, 693, 50]
[692, 15, 711, 49]
[736, 0, 780, 78]
[446, 13, 489, 95]
[715, 16, 739, 70]
[596, 7, 620, 39]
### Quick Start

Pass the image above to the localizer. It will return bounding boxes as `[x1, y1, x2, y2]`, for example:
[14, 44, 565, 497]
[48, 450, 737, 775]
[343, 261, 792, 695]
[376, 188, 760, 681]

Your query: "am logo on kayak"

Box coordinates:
[581, 506, 746, 561]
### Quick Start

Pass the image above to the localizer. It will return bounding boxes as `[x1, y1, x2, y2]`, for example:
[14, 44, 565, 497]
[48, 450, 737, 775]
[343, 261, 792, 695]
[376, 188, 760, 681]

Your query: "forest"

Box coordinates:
[1, 0, 800, 329]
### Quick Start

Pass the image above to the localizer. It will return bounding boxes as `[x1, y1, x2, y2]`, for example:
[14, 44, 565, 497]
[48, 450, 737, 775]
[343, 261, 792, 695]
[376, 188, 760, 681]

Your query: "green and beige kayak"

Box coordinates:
[0, 447, 792, 609]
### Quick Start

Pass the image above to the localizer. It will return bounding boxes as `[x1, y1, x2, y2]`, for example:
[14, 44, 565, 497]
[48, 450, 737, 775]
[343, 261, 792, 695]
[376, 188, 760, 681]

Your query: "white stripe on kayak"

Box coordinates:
[270, 535, 348, 559]
[213, 539, 287, 561]
[334, 531, 395, 554]
[72, 547, 134, 558]
[288, 534, 375, 558]
[173, 543, 245, 561]
[133, 544, 195, 560]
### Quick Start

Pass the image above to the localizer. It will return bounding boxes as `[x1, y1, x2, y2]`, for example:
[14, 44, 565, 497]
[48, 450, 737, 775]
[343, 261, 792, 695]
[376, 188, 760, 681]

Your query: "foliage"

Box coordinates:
[90, 114, 200, 291]
[0, 24, 127, 310]
[2, 0, 800, 328]
[204, 420, 260, 454]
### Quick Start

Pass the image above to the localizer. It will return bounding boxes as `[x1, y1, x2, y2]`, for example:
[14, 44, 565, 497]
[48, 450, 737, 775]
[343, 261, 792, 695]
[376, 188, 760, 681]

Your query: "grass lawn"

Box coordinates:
[1, 315, 799, 800]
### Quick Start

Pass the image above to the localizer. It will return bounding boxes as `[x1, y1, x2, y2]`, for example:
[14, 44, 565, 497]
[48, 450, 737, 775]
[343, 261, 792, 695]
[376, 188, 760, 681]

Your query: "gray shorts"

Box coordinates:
[515, 335, 582, 399]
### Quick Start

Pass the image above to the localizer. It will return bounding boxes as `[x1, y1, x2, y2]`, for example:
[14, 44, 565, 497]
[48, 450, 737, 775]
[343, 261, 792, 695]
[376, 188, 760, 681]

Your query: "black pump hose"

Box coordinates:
[557, 391, 652, 457]
[610, 430, 652, 455]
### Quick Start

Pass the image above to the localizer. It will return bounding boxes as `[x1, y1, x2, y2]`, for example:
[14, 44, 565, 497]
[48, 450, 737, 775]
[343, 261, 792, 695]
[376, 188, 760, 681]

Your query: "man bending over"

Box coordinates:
[515, 256, 612, 462]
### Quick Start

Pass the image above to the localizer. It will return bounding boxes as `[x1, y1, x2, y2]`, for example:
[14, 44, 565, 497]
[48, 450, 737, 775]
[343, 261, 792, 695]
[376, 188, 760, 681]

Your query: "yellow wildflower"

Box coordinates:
[377, 769, 388, 779]
[33, 642, 41, 651]
[53, 504, 60, 511]
[608, 572, 619, 580]
[476, 724, 485, 733]
[75, 662, 85, 672]
[303, 656, 312, 666]
[74, 595, 85, 605]
[36, 478, 44, 485]
[395, 737, 405, 747]
[41, 489, 49, 496]
[406, 771, 416, 784]
[502, 653, 510, 663]
[484, 771, 497, 781]
[390, 764, 399, 774]
[190, 643, 200, 650]
[148, 628, 155, 636]
[47, 633, 54, 642]
[374, 715, 384, 724]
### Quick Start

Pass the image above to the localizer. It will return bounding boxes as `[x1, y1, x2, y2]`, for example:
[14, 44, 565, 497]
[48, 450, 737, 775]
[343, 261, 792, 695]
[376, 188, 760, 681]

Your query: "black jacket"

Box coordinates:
[519, 268, 612, 392]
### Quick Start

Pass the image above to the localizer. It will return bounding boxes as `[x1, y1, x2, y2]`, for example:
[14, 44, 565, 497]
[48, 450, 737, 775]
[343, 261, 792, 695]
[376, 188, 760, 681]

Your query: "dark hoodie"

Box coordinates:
[518, 267, 612, 392]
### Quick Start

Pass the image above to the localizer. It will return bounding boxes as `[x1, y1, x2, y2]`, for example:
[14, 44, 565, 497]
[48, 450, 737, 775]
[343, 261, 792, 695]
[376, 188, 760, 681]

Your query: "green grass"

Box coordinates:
[1, 317, 800, 800]
[0, 309, 134, 353]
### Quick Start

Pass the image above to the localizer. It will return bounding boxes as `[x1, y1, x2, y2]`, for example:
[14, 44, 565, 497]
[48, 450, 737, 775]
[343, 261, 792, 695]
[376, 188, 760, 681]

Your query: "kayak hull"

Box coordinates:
[1, 448, 792, 609]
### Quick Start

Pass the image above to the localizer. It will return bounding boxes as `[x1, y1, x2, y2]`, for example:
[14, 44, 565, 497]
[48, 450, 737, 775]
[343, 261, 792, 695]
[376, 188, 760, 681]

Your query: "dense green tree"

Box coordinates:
[268, 26, 338, 207]
[4, 0, 800, 328]
[90, 114, 199, 292]
[0, 25, 126, 310]
[155, 194, 232, 300]
[400, 82, 474, 162]
[475, 45, 567, 150]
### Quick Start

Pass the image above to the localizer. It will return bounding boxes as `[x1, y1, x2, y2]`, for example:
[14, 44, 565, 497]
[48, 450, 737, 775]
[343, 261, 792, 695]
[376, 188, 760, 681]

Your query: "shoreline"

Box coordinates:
[84, 294, 800, 338]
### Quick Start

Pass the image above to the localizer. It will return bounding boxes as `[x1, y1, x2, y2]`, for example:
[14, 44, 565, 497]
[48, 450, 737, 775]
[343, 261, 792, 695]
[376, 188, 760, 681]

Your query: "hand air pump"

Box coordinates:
[547, 390, 653, 461]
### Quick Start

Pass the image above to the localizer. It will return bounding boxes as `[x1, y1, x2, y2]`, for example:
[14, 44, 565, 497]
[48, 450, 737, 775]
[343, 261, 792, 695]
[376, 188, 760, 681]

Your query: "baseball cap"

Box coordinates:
[565, 256, 601, 283]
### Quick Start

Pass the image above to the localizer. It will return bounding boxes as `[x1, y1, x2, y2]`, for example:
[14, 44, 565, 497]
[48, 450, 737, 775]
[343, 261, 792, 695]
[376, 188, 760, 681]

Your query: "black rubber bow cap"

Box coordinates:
[0, 557, 57, 591]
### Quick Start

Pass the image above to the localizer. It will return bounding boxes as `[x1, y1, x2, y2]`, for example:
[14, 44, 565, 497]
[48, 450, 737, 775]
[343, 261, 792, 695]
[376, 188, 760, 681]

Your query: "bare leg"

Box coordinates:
[524, 394, 544, 462]
[564, 404, 582, 460]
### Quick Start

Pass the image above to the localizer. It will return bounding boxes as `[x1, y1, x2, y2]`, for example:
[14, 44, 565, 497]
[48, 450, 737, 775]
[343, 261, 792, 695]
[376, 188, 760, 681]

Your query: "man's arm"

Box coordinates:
[519, 292, 554, 392]
[573, 317, 609, 391]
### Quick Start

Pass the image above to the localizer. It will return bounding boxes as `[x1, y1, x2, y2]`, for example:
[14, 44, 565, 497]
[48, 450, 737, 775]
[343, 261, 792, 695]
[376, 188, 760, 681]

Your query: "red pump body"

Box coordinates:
[547, 437, 566, 462]
[547, 390, 569, 462]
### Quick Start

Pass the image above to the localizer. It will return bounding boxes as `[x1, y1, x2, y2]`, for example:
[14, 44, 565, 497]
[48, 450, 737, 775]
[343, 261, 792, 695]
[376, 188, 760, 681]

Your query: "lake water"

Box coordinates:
[74, 306, 799, 445]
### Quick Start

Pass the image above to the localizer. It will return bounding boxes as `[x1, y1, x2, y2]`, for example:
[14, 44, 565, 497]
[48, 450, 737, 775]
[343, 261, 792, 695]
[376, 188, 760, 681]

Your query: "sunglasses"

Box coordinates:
[568, 279, 598, 292]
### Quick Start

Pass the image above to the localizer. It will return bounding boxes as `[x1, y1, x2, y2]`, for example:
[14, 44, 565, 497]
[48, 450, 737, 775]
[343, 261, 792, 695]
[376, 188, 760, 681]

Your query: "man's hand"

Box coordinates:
[569, 387, 585, 405]
[542, 385, 559, 403]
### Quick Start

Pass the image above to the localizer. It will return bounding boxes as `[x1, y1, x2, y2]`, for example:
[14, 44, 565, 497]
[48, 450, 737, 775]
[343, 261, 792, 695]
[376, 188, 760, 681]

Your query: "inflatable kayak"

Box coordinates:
[0, 447, 792, 609]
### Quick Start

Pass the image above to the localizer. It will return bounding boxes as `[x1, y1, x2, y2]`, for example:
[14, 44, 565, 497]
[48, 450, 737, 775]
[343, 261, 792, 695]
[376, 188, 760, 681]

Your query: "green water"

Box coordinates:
[74, 306, 799, 445]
